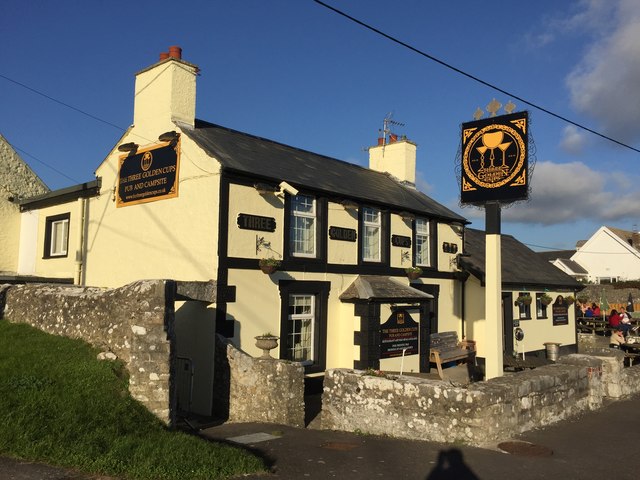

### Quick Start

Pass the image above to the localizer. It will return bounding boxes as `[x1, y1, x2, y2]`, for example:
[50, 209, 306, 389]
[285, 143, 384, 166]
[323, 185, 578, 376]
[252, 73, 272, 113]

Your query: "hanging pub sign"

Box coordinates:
[460, 111, 528, 205]
[380, 308, 419, 359]
[117, 142, 180, 207]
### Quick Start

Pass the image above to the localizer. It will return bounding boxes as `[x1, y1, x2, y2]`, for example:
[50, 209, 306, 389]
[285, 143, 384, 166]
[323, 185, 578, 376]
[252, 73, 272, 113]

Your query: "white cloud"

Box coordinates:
[560, 125, 587, 154]
[501, 160, 640, 225]
[565, 0, 640, 142]
[415, 170, 433, 195]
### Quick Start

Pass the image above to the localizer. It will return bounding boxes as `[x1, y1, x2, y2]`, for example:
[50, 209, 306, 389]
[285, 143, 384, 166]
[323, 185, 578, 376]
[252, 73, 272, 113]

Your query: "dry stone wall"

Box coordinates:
[213, 335, 305, 427]
[1, 280, 175, 423]
[322, 353, 640, 447]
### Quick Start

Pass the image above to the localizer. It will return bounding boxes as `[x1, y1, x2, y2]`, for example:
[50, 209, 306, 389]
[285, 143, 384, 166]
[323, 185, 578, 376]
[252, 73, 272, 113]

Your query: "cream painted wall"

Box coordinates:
[390, 215, 413, 269]
[327, 202, 358, 265]
[17, 210, 39, 275]
[463, 277, 576, 358]
[85, 134, 221, 287]
[572, 227, 640, 282]
[227, 184, 285, 261]
[437, 223, 463, 272]
[0, 198, 20, 272]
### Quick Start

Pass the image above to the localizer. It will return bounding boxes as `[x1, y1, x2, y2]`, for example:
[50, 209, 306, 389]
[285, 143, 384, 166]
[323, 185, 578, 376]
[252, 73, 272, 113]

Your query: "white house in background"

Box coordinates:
[570, 226, 640, 283]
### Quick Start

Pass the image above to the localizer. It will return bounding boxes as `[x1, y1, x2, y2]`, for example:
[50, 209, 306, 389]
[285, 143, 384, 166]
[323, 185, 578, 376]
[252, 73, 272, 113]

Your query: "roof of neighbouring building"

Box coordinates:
[535, 250, 576, 262]
[183, 120, 468, 223]
[554, 258, 588, 275]
[460, 228, 583, 290]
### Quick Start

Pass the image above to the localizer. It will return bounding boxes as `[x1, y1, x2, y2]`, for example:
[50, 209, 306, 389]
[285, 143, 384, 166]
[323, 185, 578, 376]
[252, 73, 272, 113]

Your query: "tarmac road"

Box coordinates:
[3, 393, 640, 480]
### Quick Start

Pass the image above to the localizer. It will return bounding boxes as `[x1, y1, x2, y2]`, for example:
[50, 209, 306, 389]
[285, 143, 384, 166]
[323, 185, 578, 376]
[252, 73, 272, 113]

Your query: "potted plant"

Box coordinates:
[258, 257, 281, 274]
[515, 294, 533, 306]
[565, 295, 575, 305]
[255, 333, 279, 358]
[405, 266, 422, 280]
[540, 293, 553, 306]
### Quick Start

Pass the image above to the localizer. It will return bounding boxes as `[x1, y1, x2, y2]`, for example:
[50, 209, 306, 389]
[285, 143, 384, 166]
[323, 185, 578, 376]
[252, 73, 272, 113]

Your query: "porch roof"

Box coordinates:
[339, 275, 434, 303]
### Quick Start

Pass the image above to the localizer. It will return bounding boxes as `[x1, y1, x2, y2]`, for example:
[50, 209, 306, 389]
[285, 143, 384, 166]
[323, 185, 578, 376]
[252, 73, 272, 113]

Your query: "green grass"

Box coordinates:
[0, 319, 266, 479]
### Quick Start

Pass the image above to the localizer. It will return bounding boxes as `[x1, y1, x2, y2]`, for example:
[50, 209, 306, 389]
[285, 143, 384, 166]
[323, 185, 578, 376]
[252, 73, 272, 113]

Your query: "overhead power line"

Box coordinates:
[313, 0, 640, 154]
[0, 73, 126, 133]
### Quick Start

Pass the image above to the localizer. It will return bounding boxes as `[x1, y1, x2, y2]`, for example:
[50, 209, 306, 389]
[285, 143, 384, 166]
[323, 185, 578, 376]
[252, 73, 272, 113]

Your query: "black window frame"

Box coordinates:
[278, 280, 330, 374]
[283, 193, 327, 265]
[358, 206, 389, 265]
[535, 293, 549, 319]
[517, 291, 532, 320]
[43, 212, 70, 259]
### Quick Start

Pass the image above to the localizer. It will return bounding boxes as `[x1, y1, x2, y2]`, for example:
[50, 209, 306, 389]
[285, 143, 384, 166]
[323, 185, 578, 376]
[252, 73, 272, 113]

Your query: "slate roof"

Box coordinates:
[183, 120, 467, 223]
[607, 226, 640, 250]
[535, 250, 576, 263]
[460, 228, 583, 290]
[555, 258, 588, 275]
[339, 276, 434, 303]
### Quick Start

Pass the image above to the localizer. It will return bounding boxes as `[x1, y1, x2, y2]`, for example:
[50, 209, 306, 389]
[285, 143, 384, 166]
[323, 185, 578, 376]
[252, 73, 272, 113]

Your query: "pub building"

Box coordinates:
[11, 47, 581, 417]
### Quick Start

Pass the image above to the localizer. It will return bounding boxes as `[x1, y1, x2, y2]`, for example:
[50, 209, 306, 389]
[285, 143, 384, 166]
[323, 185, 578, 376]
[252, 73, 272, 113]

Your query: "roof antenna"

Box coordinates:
[379, 113, 405, 146]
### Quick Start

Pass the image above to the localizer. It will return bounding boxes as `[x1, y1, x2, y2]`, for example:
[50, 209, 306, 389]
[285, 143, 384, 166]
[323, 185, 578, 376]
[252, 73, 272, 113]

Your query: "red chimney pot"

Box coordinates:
[389, 134, 398, 143]
[168, 46, 182, 59]
[377, 137, 384, 146]
[159, 52, 169, 61]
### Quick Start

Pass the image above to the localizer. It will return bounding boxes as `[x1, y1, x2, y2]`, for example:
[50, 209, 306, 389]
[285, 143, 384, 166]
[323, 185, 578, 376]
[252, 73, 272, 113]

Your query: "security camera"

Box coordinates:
[278, 181, 299, 196]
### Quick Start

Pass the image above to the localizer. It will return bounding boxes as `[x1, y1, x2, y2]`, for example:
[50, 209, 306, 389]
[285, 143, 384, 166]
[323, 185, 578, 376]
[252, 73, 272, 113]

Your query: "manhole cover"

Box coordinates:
[320, 442, 358, 451]
[498, 441, 553, 457]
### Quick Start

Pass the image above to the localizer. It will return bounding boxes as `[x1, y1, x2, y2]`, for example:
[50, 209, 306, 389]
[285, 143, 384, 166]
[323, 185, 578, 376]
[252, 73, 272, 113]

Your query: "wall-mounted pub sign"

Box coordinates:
[117, 142, 180, 207]
[460, 111, 528, 205]
[552, 296, 569, 326]
[237, 213, 276, 232]
[391, 235, 411, 248]
[380, 308, 419, 359]
[329, 226, 357, 242]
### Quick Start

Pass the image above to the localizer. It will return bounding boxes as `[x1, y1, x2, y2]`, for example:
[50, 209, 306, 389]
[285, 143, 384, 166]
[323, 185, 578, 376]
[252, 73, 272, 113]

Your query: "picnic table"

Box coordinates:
[622, 340, 640, 366]
[577, 317, 613, 336]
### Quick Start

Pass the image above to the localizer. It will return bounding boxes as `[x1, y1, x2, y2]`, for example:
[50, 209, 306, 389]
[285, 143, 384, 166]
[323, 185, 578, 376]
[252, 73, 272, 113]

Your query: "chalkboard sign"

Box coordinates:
[552, 296, 569, 326]
[380, 309, 419, 359]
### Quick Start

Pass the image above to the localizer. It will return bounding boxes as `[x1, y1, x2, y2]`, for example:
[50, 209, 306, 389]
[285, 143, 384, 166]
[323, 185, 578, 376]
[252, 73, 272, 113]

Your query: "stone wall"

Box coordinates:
[322, 354, 640, 447]
[1, 280, 175, 424]
[213, 335, 305, 427]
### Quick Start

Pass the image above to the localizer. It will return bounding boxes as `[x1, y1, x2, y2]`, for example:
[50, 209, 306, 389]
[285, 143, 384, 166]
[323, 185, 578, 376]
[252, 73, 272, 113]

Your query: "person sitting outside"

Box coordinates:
[609, 309, 621, 328]
[610, 329, 626, 349]
[619, 306, 632, 336]
[585, 307, 594, 317]
[592, 303, 601, 317]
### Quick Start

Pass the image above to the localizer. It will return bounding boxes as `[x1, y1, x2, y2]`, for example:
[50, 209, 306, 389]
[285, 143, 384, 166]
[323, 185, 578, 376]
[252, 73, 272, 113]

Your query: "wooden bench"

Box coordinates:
[429, 331, 476, 379]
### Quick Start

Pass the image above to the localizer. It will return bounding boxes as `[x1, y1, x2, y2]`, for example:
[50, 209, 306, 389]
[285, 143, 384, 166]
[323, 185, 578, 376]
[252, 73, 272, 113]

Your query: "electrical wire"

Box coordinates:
[313, 0, 640, 155]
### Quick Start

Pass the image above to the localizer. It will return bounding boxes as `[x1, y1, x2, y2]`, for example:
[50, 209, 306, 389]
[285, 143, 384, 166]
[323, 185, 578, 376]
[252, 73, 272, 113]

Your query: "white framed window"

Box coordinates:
[287, 294, 315, 365]
[362, 207, 381, 262]
[44, 213, 70, 258]
[290, 194, 316, 257]
[415, 218, 430, 266]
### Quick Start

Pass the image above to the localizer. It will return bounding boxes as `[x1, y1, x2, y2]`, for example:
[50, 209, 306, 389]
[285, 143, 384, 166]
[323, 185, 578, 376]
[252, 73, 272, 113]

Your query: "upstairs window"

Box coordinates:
[415, 218, 430, 267]
[44, 213, 70, 258]
[362, 207, 381, 262]
[290, 194, 316, 257]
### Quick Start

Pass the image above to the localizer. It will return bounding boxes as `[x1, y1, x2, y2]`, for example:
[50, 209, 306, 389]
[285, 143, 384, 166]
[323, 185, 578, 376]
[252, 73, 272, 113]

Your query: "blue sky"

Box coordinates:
[2, 0, 640, 251]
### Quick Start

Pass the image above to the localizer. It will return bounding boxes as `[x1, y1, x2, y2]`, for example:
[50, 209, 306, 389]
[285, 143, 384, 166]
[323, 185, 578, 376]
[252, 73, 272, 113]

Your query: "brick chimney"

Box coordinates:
[133, 46, 198, 130]
[632, 228, 640, 250]
[368, 135, 417, 185]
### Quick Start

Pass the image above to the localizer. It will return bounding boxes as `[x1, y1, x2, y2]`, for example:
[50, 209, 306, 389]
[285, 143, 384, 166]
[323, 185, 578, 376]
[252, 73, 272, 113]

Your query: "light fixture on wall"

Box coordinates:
[340, 199, 358, 210]
[399, 211, 415, 221]
[254, 183, 278, 195]
[117, 142, 139, 153]
[158, 131, 180, 143]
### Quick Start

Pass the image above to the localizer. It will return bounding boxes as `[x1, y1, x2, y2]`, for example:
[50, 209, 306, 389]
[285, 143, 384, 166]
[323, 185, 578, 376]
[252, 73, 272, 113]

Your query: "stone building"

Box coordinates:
[0, 134, 48, 275]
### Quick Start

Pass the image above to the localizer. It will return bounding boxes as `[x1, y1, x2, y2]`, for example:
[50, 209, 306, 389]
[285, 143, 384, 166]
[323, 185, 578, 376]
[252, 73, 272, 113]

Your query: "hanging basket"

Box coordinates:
[540, 295, 553, 306]
[258, 258, 281, 274]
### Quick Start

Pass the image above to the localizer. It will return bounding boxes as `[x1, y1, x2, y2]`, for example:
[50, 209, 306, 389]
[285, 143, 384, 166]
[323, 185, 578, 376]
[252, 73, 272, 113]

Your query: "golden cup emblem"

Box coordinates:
[141, 151, 153, 171]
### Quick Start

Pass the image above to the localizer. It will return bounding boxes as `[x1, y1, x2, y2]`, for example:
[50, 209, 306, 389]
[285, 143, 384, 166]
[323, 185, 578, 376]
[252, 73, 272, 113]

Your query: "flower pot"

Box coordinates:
[260, 265, 278, 274]
[406, 271, 421, 281]
[255, 336, 279, 359]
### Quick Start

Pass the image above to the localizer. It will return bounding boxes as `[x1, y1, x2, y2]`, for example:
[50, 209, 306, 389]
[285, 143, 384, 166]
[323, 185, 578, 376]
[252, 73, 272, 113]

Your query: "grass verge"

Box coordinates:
[0, 319, 266, 479]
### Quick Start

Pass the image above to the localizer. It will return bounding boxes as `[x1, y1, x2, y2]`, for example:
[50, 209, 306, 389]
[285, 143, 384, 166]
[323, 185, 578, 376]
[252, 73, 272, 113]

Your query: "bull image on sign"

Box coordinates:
[460, 111, 528, 204]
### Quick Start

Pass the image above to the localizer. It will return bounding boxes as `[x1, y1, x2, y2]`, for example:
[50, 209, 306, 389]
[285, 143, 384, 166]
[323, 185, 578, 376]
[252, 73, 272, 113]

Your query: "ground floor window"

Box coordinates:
[43, 213, 70, 258]
[279, 281, 330, 373]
